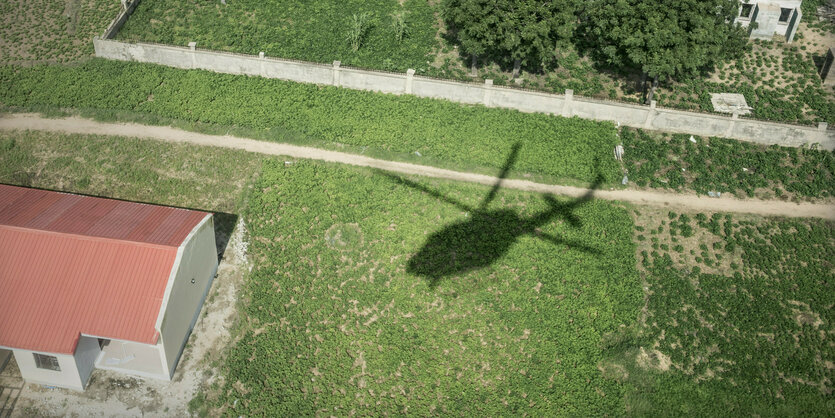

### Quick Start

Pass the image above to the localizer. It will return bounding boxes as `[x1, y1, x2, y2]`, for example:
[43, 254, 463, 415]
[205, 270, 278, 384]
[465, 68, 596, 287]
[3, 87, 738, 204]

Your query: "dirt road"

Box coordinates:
[1, 113, 832, 220]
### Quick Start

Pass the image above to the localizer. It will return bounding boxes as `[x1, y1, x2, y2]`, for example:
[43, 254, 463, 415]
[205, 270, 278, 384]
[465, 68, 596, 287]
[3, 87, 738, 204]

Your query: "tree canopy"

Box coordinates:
[442, 0, 580, 71]
[584, 0, 748, 82]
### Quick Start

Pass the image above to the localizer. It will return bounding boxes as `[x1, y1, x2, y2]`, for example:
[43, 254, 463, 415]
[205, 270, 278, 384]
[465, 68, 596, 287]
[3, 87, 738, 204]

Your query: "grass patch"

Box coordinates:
[0, 129, 259, 212]
[606, 208, 835, 415]
[118, 0, 438, 73]
[0, 59, 622, 186]
[211, 159, 642, 415]
[0, 0, 118, 65]
[622, 128, 835, 200]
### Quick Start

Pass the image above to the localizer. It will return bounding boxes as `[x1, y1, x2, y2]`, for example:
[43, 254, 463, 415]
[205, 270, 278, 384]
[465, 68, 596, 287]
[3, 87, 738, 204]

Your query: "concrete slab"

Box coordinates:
[710, 93, 752, 115]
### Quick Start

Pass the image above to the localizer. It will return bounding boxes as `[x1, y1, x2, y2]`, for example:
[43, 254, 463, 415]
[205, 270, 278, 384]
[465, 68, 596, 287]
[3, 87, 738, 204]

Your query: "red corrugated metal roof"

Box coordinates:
[0, 185, 209, 354]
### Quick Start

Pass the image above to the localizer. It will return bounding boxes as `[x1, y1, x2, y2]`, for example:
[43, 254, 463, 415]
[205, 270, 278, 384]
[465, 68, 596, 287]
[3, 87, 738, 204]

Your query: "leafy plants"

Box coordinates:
[619, 209, 835, 415]
[211, 159, 642, 415]
[0, 59, 622, 185]
[621, 128, 835, 200]
[392, 11, 408, 43]
[346, 12, 373, 51]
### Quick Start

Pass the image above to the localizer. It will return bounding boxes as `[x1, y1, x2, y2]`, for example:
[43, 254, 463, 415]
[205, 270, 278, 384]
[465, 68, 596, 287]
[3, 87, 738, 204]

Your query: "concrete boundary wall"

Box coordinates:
[101, 0, 140, 40]
[93, 38, 835, 150]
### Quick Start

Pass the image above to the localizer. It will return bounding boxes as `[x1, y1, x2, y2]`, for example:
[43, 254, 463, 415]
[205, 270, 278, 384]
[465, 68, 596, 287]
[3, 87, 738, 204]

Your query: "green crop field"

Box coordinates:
[0, 0, 118, 65]
[204, 158, 643, 415]
[616, 208, 835, 415]
[118, 0, 438, 73]
[0, 129, 258, 213]
[621, 128, 835, 200]
[0, 59, 622, 186]
[2, 129, 832, 415]
[4, 60, 834, 202]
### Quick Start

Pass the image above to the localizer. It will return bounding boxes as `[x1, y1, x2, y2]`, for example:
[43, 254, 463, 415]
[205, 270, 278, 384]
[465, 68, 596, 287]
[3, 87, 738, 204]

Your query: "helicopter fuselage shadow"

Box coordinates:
[378, 142, 605, 290]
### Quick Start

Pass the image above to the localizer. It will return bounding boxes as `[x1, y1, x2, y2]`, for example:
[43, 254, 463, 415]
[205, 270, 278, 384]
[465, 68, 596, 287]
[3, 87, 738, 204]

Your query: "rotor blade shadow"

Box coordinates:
[480, 142, 522, 210]
[375, 169, 474, 213]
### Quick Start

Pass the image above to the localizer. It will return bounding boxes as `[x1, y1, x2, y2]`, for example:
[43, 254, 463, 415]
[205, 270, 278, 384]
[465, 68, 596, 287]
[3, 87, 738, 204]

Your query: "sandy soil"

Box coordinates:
[6, 219, 249, 417]
[1, 113, 832, 220]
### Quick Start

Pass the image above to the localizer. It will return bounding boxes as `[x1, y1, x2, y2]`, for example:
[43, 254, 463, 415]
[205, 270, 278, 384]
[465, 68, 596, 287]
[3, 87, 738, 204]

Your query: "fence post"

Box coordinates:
[483, 79, 493, 107]
[332, 61, 341, 87]
[188, 42, 197, 69]
[561, 89, 573, 117]
[643, 100, 656, 129]
[259, 51, 265, 77]
[405, 69, 415, 94]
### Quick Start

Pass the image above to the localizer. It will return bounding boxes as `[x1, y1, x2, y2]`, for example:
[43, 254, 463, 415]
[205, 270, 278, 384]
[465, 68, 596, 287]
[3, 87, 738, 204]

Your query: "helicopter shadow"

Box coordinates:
[379, 143, 604, 289]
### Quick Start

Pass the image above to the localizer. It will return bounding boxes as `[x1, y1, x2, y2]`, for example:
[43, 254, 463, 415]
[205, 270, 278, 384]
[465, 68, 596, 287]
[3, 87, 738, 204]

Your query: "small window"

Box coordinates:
[33, 353, 61, 371]
[779, 8, 793, 23]
[740, 4, 753, 18]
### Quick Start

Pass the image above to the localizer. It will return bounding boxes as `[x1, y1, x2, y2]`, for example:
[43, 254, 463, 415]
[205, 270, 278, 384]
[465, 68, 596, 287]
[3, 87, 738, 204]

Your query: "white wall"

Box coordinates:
[96, 338, 167, 380]
[12, 349, 84, 390]
[158, 215, 218, 378]
[93, 39, 835, 150]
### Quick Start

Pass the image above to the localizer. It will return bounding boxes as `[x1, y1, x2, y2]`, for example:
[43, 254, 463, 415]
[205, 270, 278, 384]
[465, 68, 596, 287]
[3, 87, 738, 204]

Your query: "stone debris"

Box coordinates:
[614, 144, 624, 161]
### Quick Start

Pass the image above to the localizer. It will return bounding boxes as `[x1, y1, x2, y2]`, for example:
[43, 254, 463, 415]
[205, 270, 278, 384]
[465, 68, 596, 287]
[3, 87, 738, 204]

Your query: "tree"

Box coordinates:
[442, 0, 579, 77]
[584, 0, 748, 103]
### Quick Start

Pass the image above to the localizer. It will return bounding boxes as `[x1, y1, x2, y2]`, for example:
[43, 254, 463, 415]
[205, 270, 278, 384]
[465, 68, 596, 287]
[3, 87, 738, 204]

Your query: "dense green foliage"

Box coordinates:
[442, 0, 579, 71]
[621, 129, 835, 199]
[212, 159, 642, 414]
[608, 211, 835, 414]
[0, 0, 119, 64]
[584, 0, 748, 101]
[118, 0, 437, 72]
[0, 59, 621, 184]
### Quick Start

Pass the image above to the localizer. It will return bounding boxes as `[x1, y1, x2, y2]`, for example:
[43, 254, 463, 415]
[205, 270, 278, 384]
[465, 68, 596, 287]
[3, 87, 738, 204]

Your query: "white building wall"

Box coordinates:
[158, 215, 218, 378]
[12, 349, 83, 390]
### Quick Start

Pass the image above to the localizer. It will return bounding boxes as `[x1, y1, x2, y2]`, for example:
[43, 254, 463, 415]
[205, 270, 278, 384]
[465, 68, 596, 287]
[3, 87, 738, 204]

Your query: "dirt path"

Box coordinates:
[1, 113, 833, 220]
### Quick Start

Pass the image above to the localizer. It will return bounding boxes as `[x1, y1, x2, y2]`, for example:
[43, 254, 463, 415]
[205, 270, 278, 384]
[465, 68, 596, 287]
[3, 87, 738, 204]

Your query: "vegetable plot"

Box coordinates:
[209, 160, 642, 415]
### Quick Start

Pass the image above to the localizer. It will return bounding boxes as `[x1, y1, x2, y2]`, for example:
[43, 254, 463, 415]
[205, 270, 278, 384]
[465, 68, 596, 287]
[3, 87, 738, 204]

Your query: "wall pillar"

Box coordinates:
[561, 89, 573, 117]
[483, 79, 493, 107]
[405, 69, 415, 94]
[188, 42, 197, 69]
[643, 100, 656, 129]
[332, 61, 341, 87]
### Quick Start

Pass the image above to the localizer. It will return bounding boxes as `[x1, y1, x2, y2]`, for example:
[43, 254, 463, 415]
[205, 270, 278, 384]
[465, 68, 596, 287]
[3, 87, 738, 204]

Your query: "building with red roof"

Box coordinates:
[0, 185, 218, 390]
